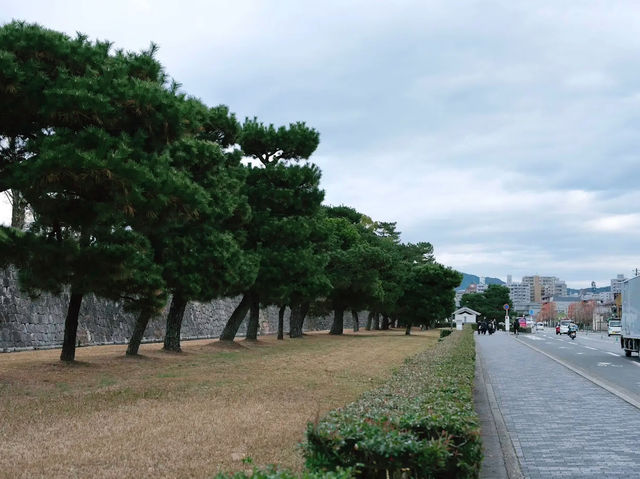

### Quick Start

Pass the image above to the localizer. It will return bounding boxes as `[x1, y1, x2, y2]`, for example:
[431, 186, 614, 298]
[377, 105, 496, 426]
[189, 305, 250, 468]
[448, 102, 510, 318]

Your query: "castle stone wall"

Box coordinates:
[0, 268, 352, 352]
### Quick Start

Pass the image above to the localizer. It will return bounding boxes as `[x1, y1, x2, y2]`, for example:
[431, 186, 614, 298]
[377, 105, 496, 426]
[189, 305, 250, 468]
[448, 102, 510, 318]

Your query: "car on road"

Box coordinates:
[608, 319, 621, 337]
[536, 322, 545, 331]
[559, 320, 572, 335]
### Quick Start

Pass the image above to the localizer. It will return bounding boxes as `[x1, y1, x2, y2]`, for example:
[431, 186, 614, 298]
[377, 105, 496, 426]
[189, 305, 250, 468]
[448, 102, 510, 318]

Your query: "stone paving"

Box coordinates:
[476, 331, 640, 478]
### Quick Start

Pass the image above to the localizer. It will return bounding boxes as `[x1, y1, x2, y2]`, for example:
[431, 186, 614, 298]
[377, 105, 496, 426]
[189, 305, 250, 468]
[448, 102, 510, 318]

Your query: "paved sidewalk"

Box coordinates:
[475, 331, 640, 478]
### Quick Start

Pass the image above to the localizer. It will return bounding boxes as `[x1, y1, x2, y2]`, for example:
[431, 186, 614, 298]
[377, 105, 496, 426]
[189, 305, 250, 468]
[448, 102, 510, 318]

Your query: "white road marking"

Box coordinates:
[607, 352, 619, 357]
[633, 362, 640, 367]
[584, 346, 598, 350]
[576, 352, 584, 355]
[597, 362, 611, 367]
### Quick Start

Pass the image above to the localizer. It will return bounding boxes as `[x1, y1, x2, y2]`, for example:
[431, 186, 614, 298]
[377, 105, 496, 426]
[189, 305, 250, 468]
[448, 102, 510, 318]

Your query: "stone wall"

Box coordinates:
[0, 268, 355, 352]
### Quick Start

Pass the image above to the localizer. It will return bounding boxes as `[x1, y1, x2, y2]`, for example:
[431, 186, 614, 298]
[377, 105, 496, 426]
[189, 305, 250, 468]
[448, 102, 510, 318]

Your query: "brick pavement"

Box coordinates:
[476, 331, 640, 478]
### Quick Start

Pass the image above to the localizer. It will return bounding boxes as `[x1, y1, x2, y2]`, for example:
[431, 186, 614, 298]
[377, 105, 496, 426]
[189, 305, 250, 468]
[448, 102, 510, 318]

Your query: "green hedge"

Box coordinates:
[303, 326, 481, 478]
[439, 328, 453, 339]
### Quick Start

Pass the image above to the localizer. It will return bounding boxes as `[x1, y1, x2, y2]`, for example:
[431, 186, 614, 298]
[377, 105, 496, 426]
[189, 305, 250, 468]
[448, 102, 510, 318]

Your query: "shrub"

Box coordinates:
[519, 327, 532, 334]
[439, 328, 453, 339]
[470, 322, 478, 331]
[304, 326, 482, 478]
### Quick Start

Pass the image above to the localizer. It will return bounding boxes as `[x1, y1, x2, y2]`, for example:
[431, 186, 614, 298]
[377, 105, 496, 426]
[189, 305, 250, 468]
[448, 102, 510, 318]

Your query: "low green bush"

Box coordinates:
[470, 322, 478, 331]
[519, 327, 532, 334]
[439, 328, 453, 339]
[304, 326, 482, 478]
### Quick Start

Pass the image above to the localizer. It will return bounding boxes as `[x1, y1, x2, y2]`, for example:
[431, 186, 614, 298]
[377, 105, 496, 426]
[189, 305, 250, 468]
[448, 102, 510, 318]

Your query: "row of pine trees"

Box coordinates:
[0, 22, 462, 362]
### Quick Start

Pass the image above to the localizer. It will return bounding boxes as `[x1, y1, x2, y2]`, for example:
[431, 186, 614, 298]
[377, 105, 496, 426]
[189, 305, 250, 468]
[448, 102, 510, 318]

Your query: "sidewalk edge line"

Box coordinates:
[516, 337, 640, 410]
[476, 349, 525, 479]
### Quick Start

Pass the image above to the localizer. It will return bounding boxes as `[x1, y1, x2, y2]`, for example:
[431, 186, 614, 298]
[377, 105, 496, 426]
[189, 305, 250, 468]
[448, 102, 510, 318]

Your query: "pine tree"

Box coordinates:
[0, 23, 196, 361]
[219, 120, 322, 342]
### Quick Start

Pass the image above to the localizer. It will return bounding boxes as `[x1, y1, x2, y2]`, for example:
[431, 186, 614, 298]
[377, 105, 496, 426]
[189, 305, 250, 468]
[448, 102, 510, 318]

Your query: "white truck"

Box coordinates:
[621, 275, 640, 357]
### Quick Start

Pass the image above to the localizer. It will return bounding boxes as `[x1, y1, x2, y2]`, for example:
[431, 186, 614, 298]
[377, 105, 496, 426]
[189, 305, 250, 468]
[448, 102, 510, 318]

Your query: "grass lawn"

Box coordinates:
[0, 329, 439, 478]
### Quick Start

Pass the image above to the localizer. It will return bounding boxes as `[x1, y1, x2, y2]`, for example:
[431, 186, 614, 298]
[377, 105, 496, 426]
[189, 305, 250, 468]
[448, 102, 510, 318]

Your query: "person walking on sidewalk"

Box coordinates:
[512, 317, 520, 336]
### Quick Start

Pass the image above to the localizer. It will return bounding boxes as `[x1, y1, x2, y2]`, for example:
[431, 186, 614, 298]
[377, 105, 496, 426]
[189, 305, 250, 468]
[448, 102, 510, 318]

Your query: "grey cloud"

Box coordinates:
[2, 0, 640, 285]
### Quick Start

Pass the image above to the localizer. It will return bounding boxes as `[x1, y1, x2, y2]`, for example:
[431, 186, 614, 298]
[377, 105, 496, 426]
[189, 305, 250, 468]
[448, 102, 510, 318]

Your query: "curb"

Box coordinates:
[515, 337, 640, 410]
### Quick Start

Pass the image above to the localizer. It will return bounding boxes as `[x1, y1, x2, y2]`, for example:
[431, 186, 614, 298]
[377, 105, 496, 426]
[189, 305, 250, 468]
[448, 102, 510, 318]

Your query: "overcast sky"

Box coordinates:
[2, 0, 639, 288]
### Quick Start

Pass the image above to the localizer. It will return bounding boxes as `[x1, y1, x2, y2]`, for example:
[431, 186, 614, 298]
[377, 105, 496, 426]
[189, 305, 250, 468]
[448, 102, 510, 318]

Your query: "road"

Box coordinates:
[517, 329, 640, 404]
[477, 331, 640, 478]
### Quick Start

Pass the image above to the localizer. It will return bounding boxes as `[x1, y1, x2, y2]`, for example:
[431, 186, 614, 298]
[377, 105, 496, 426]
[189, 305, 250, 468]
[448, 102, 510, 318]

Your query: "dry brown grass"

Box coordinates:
[0, 329, 439, 478]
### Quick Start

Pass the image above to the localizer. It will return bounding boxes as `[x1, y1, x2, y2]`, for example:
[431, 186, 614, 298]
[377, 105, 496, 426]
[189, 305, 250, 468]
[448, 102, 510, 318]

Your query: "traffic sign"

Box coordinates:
[503, 304, 510, 310]
[529, 309, 534, 316]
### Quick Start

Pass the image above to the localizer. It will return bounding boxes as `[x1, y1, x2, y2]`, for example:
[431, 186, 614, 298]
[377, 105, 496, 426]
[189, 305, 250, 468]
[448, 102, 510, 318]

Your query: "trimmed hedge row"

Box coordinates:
[439, 328, 453, 339]
[303, 326, 481, 478]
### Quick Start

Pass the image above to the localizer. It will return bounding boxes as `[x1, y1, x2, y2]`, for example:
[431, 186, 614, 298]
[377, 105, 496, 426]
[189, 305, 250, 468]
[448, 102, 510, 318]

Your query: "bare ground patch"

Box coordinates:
[0, 329, 438, 478]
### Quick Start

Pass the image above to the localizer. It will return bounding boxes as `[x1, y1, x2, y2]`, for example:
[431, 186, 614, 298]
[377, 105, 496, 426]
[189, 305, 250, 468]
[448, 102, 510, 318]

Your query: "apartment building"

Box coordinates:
[508, 282, 531, 311]
[522, 275, 564, 302]
[611, 274, 627, 294]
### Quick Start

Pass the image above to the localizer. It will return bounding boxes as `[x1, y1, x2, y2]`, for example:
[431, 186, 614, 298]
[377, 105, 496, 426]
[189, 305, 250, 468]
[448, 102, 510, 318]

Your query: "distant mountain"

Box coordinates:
[457, 273, 505, 291]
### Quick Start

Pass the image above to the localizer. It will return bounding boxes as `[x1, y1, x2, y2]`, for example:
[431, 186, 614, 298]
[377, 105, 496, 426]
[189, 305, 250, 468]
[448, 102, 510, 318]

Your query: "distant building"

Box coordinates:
[465, 284, 478, 294]
[455, 290, 465, 307]
[593, 300, 615, 331]
[554, 280, 567, 297]
[611, 274, 627, 295]
[551, 296, 580, 316]
[453, 307, 480, 326]
[522, 275, 565, 302]
[508, 283, 531, 312]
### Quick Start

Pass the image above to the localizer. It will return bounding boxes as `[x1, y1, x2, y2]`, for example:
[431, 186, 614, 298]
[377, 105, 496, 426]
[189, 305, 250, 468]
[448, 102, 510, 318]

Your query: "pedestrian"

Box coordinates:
[512, 317, 520, 336]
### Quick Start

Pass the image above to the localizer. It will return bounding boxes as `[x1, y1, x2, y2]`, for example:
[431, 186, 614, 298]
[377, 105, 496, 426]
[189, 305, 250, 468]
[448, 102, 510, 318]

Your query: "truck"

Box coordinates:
[621, 275, 640, 357]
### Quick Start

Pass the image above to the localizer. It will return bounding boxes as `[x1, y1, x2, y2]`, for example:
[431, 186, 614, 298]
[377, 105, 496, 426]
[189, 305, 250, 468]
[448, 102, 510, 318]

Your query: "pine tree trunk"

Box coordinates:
[10, 189, 27, 230]
[365, 312, 373, 331]
[163, 293, 188, 352]
[372, 312, 380, 330]
[381, 314, 390, 330]
[219, 293, 251, 341]
[289, 302, 309, 338]
[298, 302, 310, 333]
[405, 320, 412, 335]
[329, 307, 345, 335]
[60, 291, 84, 362]
[352, 310, 359, 332]
[127, 310, 152, 356]
[277, 305, 286, 340]
[245, 292, 260, 340]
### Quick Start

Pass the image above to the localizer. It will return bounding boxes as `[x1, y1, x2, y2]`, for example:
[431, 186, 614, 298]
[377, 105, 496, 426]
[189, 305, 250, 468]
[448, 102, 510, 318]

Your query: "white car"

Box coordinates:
[608, 320, 621, 337]
[559, 320, 571, 334]
[535, 322, 545, 331]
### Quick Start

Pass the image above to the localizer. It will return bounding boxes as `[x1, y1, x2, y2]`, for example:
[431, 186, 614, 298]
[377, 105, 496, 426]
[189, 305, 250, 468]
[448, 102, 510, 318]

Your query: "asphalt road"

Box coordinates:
[517, 329, 640, 403]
